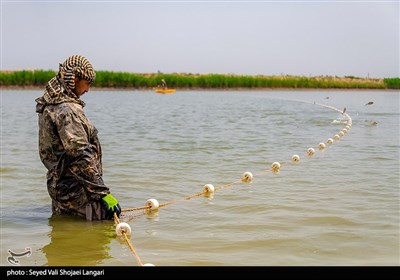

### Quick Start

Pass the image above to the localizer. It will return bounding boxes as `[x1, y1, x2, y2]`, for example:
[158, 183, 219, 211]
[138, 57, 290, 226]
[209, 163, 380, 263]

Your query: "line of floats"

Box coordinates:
[112, 101, 353, 266]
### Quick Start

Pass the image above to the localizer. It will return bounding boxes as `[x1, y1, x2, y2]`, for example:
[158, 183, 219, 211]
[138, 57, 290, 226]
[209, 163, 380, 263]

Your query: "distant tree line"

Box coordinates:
[1, 70, 399, 89]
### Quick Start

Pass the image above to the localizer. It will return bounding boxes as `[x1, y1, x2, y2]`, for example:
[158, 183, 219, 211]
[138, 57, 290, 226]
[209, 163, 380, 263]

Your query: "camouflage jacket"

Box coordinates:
[35, 77, 109, 215]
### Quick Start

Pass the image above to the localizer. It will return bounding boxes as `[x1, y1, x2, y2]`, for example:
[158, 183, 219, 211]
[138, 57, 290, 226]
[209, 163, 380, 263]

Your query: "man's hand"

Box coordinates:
[101, 193, 121, 219]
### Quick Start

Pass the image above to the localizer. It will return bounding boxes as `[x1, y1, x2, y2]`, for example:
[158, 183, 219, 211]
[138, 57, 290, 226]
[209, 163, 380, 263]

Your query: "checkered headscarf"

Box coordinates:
[39, 55, 96, 106]
[58, 55, 96, 91]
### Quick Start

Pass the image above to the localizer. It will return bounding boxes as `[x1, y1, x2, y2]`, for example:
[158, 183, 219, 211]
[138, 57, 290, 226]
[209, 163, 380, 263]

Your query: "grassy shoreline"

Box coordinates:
[1, 85, 396, 92]
[1, 70, 399, 89]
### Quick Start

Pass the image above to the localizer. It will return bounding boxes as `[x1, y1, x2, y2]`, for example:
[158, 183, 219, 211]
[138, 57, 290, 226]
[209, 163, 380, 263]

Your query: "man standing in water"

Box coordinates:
[35, 55, 121, 221]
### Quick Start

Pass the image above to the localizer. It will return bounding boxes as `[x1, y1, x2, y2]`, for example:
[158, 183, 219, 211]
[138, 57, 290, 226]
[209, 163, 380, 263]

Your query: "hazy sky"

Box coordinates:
[1, 0, 399, 78]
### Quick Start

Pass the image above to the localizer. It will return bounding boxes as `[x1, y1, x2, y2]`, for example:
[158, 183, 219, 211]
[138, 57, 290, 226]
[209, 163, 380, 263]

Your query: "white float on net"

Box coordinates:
[241, 171, 253, 183]
[271, 162, 281, 173]
[292, 154, 300, 163]
[115, 222, 132, 236]
[307, 148, 315, 157]
[203, 184, 215, 194]
[146, 198, 160, 211]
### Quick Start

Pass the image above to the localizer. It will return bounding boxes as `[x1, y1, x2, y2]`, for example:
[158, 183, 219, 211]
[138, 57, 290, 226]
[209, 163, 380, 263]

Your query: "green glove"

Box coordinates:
[101, 193, 121, 219]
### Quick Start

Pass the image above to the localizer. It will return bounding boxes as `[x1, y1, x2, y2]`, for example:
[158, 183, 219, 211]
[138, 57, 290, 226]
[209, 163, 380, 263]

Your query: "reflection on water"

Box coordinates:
[1, 90, 399, 266]
[42, 216, 115, 266]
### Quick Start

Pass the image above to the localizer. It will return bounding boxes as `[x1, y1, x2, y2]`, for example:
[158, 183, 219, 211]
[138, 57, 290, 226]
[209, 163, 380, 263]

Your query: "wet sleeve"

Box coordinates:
[55, 107, 109, 201]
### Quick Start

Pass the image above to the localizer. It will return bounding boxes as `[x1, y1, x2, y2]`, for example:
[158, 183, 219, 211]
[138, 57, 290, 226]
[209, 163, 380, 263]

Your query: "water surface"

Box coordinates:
[1, 89, 399, 266]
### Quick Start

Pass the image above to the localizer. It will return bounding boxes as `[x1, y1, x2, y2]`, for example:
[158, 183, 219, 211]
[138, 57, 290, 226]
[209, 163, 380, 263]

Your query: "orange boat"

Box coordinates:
[155, 89, 176, 94]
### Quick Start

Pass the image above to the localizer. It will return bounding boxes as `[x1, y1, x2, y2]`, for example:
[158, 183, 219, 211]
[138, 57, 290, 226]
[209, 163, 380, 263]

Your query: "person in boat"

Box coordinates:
[161, 79, 167, 89]
[35, 55, 121, 221]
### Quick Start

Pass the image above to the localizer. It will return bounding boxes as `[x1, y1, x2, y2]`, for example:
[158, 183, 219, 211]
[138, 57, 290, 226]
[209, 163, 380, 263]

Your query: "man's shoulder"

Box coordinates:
[44, 102, 84, 119]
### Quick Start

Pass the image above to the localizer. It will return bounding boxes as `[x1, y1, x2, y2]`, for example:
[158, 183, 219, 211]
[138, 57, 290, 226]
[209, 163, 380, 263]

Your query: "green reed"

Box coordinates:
[383, 78, 400, 89]
[1, 70, 397, 89]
